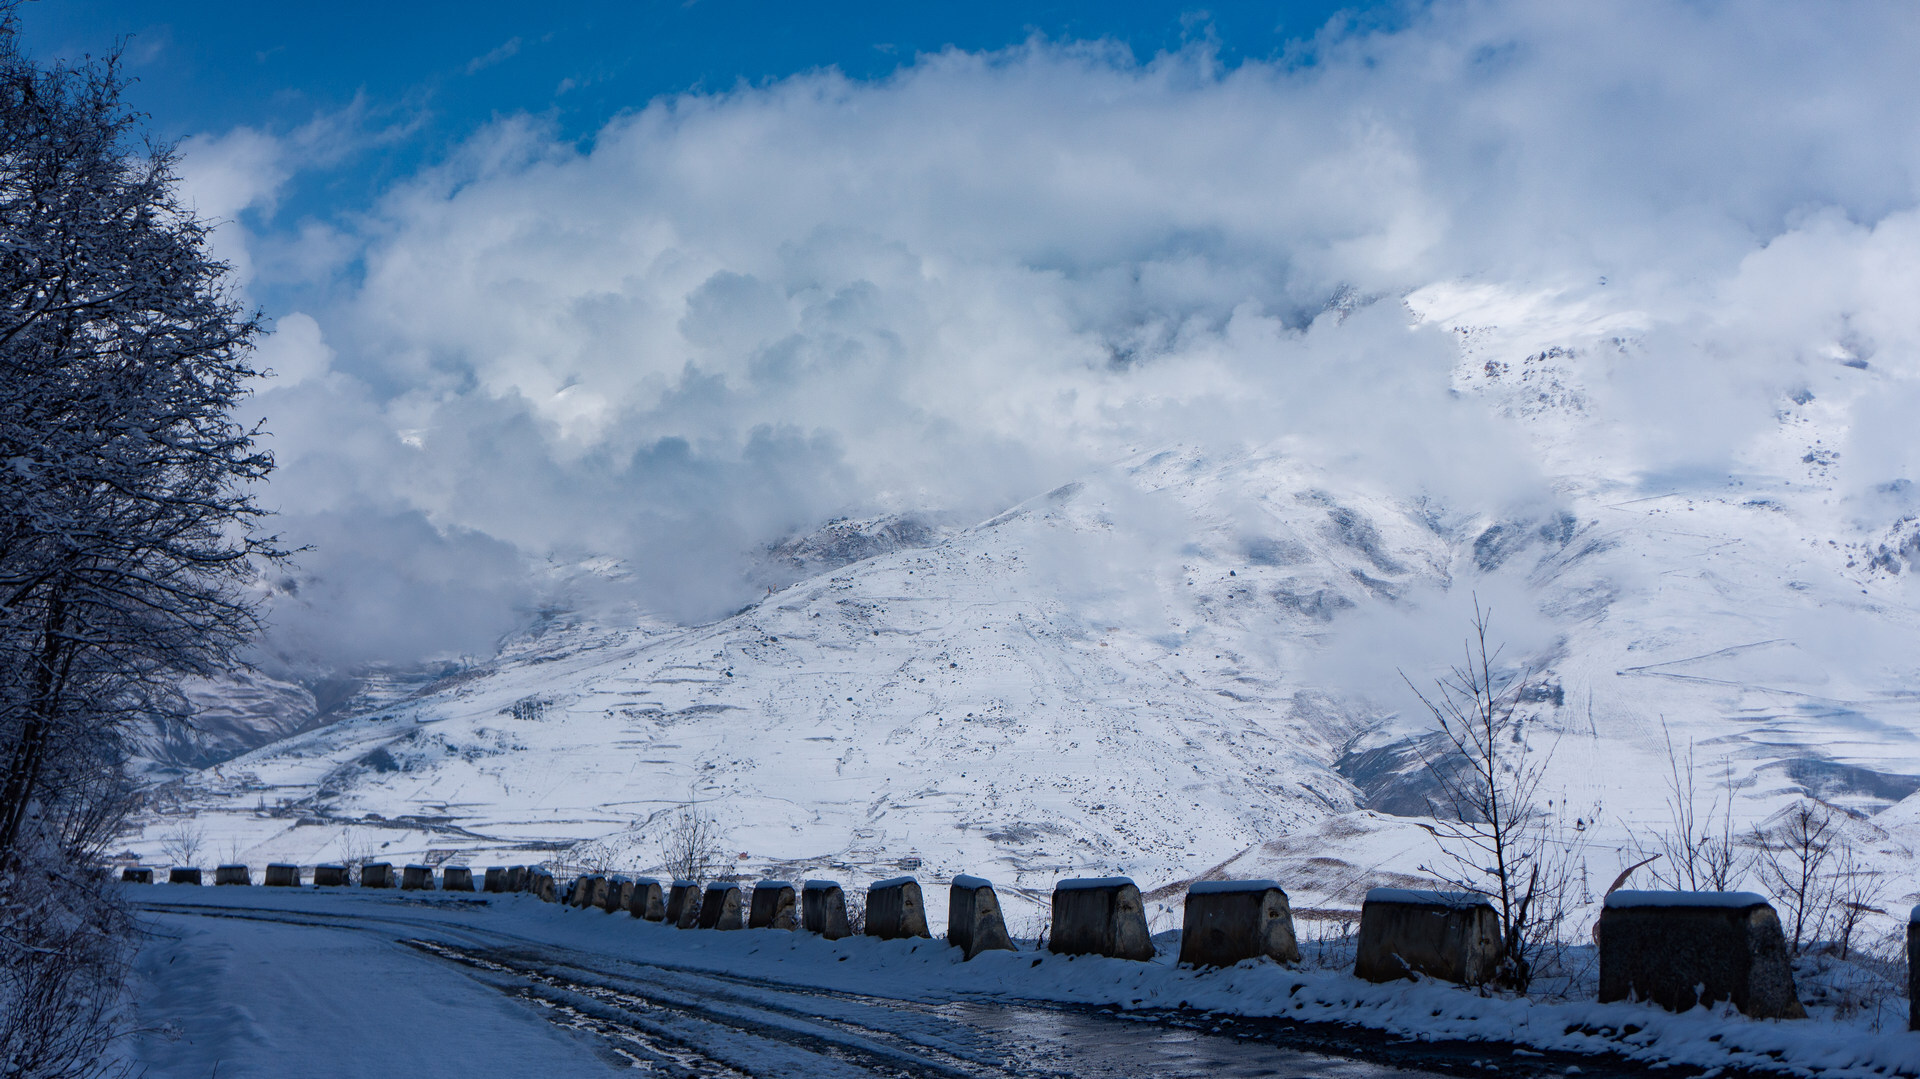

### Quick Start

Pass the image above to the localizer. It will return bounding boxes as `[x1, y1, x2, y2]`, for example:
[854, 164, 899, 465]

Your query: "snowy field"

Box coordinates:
[117, 884, 1918, 1078]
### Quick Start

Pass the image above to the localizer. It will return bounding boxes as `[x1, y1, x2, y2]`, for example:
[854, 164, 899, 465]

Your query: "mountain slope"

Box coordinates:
[127, 292, 1920, 930]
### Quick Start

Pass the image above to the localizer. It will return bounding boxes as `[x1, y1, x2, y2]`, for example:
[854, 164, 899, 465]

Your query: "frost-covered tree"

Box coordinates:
[0, 8, 278, 1074]
[0, 14, 278, 864]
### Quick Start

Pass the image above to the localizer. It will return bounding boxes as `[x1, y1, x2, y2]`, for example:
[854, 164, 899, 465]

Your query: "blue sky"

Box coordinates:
[22, 2, 1391, 234]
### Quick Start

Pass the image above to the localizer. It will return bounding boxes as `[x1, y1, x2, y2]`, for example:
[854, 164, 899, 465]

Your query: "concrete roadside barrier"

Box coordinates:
[1050, 877, 1153, 961]
[866, 877, 932, 940]
[668, 880, 702, 927]
[948, 875, 1016, 959]
[527, 868, 556, 902]
[314, 864, 350, 887]
[1354, 888, 1501, 985]
[168, 867, 202, 885]
[402, 864, 435, 890]
[628, 877, 666, 921]
[1179, 880, 1300, 968]
[603, 877, 634, 914]
[214, 864, 251, 886]
[699, 882, 745, 930]
[442, 865, 475, 892]
[361, 862, 396, 888]
[264, 863, 301, 887]
[122, 867, 154, 884]
[802, 880, 852, 939]
[484, 866, 508, 892]
[748, 881, 798, 930]
[1909, 905, 1918, 1032]
[1598, 890, 1806, 1018]
[506, 865, 528, 892]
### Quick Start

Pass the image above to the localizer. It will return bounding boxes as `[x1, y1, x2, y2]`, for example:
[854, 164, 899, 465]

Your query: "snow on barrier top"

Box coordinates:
[758, 879, 793, 889]
[672, 878, 697, 889]
[1909, 904, 1920, 924]
[1189, 879, 1282, 895]
[1603, 890, 1767, 910]
[803, 879, 839, 892]
[872, 875, 917, 890]
[1364, 888, 1492, 908]
[706, 881, 741, 892]
[631, 876, 659, 887]
[1057, 876, 1135, 891]
[952, 874, 992, 889]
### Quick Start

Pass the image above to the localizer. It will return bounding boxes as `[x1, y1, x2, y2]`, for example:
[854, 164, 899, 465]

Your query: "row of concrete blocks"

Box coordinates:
[124, 862, 540, 893]
[557, 874, 1909, 1024]
[553, 872, 1022, 958]
[125, 861, 1911, 1025]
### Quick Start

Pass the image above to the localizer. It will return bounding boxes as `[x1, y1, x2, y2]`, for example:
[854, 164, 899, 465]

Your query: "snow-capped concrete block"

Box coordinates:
[1354, 888, 1501, 985]
[313, 864, 349, 887]
[121, 867, 153, 884]
[484, 866, 508, 892]
[749, 881, 798, 930]
[263, 863, 301, 887]
[567, 874, 603, 908]
[802, 880, 852, 939]
[603, 877, 634, 914]
[1049, 877, 1153, 961]
[948, 875, 1016, 959]
[866, 876, 932, 940]
[698, 882, 744, 930]
[214, 864, 251, 886]
[505, 865, 527, 892]
[441, 865, 474, 892]
[1909, 905, 1918, 1032]
[668, 879, 702, 927]
[1178, 879, 1300, 968]
[1598, 891, 1806, 1019]
[401, 864, 435, 890]
[168, 867, 202, 885]
[360, 862, 395, 888]
[628, 877, 666, 921]
[526, 868, 556, 902]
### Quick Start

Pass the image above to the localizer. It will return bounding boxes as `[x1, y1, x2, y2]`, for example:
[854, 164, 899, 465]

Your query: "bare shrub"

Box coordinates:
[1827, 840, 1886, 962]
[657, 801, 728, 884]
[1404, 599, 1586, 991]
[1752, 800, 1839, 955]
[1633, 724, 1747, 891]
[338, 828, 378, 876]
[1012, 908, 1051, 949]
[156, 820, 205, 869]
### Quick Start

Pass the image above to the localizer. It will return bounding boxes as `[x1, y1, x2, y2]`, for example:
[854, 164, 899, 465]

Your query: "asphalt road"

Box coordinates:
[130, 893, 1661, 1079]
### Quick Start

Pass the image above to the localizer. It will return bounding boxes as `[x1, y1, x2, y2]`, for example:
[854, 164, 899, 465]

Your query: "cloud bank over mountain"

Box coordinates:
[187, 1, 1920, 670]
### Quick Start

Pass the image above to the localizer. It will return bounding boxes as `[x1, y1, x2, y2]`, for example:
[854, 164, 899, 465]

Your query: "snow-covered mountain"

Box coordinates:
[124, 289, 1920, 930]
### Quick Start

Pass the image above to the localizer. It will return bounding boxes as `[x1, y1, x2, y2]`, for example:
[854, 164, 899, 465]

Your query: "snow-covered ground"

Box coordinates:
[118, 884, 1919, 1078]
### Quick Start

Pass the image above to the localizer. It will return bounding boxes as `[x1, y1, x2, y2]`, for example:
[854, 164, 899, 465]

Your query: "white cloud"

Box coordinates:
[215, 1, 1920, 666]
